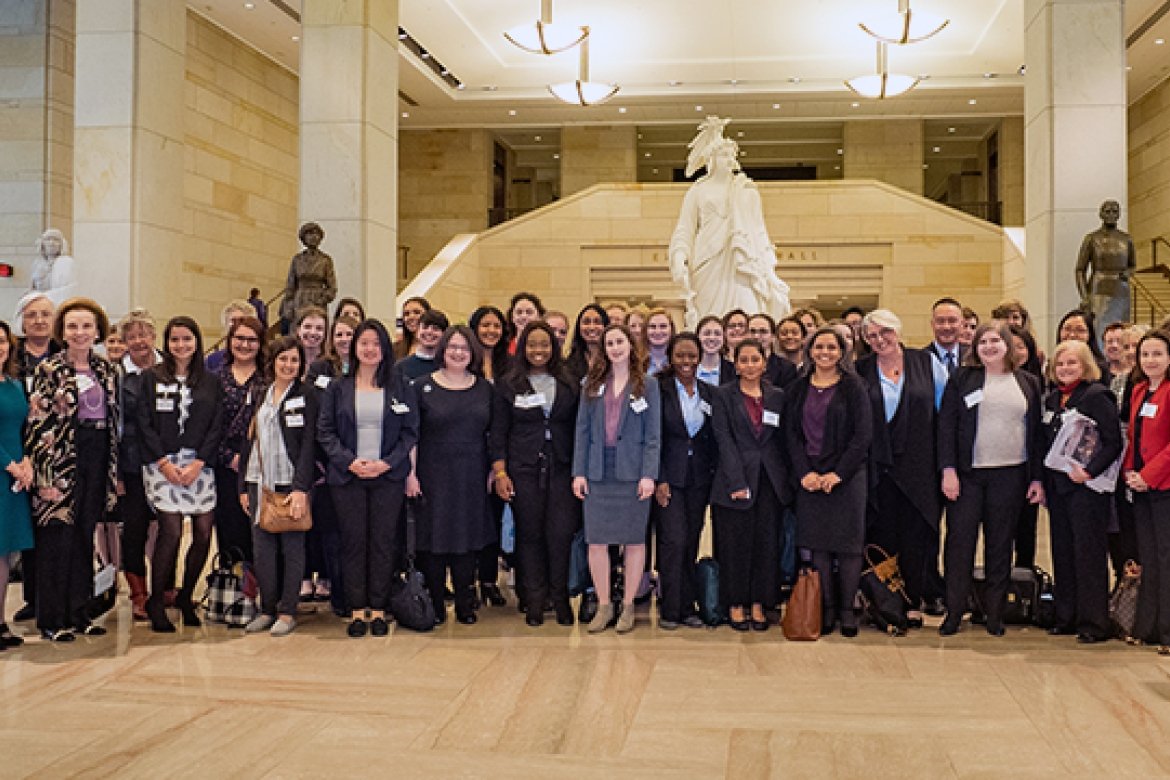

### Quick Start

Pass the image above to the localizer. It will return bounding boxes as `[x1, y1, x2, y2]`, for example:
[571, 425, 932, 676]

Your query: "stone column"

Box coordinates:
[299, 1, 397, 320]
[560, 125, 636, 196]
[843, 119, 924, 195]
[998, 117, 1026, 227]
[1024, 0, 1127, 345]
[72, 0, 186, 320]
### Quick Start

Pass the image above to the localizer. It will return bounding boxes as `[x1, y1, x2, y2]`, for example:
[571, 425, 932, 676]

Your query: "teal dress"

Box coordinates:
[0, 377, 33, 555]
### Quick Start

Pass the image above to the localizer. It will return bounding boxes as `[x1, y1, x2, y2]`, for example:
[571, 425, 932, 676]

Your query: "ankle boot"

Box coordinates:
[146, 594, 175, 633]
[125, 573, 149, 621]
[176, 590, 201, 627]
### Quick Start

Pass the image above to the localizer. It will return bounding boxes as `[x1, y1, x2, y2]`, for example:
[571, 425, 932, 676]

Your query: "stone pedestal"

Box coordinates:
[72, 0, 187, 320]
[299, 1, 398, 320]
[1025, 0, 1127, 345]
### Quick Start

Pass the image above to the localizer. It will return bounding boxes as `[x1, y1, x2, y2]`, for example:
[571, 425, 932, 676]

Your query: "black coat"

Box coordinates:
[137, 367, 223, 465]
[317, 375, 419, 486]
[710, 382, 789, 509]
[937, 366, 1044, 481]
[1041, 381, 1123, 496]
[785, 371, 872, 484]
[657, 376, 717, 489]
[489, 372, 579, 470]
[765, 353, 799, 389]
[237, 380, 320, 494]
[856, 348, 940, 526]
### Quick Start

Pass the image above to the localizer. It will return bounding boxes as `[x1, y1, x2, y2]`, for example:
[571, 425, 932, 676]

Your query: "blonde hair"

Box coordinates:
[1046, 339, 1102, 384]
[119, 307, 156, 338]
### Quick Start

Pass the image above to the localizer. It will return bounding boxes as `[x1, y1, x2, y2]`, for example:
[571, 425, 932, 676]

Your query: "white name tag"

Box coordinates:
[155, 398, 174, 412]
[514, 393, 545, 409]
[391, 402, 410, 415]
[157, 382, 178, 394]
[964, 389, 983, 409]
[24, 377, 33, 393]
[630, 397, 648, 414]
[285, 396, 305, 411]
[762, 410, 780, 427]
[1141, 402, 1158, 419]
[76, 374, 95, 393]
[285, 414, 304, 428]
[315, 375, 331, 389]
[1042, 409, 1054, 424]
[699, 400, 712, 416]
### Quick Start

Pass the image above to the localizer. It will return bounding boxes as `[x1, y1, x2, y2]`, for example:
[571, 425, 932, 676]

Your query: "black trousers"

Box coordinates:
[332, 478, 403, 613]
[943, 465, 1027, 625]
[36, 426, 108, 632]
[1109, 490, 1140, 577]
[1014, 503, 1039, 568]
[477, 493, 506, 587]
[713, 476, 779, 608]
[655, 469, 709, 623]
[810, 549, 863, 629]
[214, 465, 253, 563]
[420, 551, 476, 617]
[311, 485, 346, 614]
[921, 512, 945, 605]
[511, 461, 579, 617]
[1046, 481, 1111, 638]
[867, 475, 933, 609]
[118, 472, 154, 577]
[1133, 491, 1170, 645]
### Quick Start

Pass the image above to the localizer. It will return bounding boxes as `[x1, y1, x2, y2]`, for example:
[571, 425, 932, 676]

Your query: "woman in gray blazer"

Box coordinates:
[572, 324, 661, 635]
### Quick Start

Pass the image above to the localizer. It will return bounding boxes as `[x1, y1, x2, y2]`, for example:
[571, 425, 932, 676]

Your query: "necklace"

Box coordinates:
[78, 370, 103, 412]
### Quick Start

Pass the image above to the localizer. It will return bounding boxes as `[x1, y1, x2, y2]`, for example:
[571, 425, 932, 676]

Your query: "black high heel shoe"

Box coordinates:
[146, 596, 175, 633]
[480, 583, 506, 607]
[177, 593, 201, 628]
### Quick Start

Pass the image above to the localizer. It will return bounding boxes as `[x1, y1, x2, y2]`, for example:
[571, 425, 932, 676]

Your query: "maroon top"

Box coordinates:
[742, 392, 764, 438]
[802, 383, 838, 458]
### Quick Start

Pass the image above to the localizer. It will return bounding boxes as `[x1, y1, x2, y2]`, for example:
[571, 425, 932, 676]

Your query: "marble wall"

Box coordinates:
[398, 128, 493, 282]
[560, 125, 637, 196]
[1129, 73, 1170, 267]
[843, 119, 924, 196]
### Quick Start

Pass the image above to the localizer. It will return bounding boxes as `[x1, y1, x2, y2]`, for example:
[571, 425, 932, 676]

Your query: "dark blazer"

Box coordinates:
[786, 370, 872, 483]
[489, 372, 579, 469]
[1124, 379, 1170, 491]
[137, 367, 223, 465]
[237, 380, 320, 494]
[118, 369, 148, 475]
[718, 357, 736, 385]
[856, 348, 940, 525]
[765, 353, 799, 389]
[710, 381, 789, 509]
[317, 375, 419, 486]
[1041, 381, 1123, 496]
[937, 366, 1044, 481]
[572, 376, 661, 482]
[657, 376, 717, 489]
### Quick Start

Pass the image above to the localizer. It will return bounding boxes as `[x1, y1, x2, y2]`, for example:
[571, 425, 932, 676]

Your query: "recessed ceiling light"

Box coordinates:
[1126, 65, 1133, 71]
[637, 133, 643, 139]
[836, 148, 843, 155]
[1157, 38, 1166, 45]
[652, 168, 659, 174]
[736, 131, 744, 137]
[669, 80, 681, 86]
[739, 151, 746, 157]
[772, 103, 781, 109]
[933, 146, 940, 152]
[398, 31, 408, 40]
[243, 1, 254, 8]
[1018, 65, 1026, 75]
[484, 85, 498, 91]
[983, 72, 994, 79]
[789, 76, 801, 83]
[440, 68, 450, 76]
[968, 99, 977, 105]
[553, 153, 560, 159]
[618, 107, 627, 113]
[695, 105, 703, 111]
[291, 35, 299, 41]
[923, 163, 929, 169]
[401, 112, 409, 118]
[851, 102, 860, 108]
[534, 135, 542, 141]
[729, 79, 739, 85]
[420, 50, 430, 59]
[644, 152, 651, 157]
[508, 109, 517, 116]
[834, 165, 841, 171]
[948, 127, 956, 133]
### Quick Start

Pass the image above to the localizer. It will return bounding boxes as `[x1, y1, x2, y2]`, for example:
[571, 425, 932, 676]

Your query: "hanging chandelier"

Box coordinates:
[548, 35, 620, 106]
[504, 0, 589, 55]
[845, 42, 921, 99]
[859, 0, 949, 45]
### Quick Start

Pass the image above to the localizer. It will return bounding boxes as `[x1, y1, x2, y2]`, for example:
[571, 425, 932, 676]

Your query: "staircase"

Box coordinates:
[1132, 237, 1170, 328]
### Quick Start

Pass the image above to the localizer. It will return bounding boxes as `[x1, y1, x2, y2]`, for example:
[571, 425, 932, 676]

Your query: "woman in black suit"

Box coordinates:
[564, 304, 609, 386]
[1041, 340, 1122, 643]
[318, 319, 418, 638]
[938, 321, 1045, 637]
[857, 309, 940, 629]
[138, 316, 223, 632]
[655, 333, 717, 629]
[786, 327, 872, 637]
[238, 337, 319, 637]
[710, 338, 788, 631]
[490, 321, 580, 626]
[696, 315, 734, 387]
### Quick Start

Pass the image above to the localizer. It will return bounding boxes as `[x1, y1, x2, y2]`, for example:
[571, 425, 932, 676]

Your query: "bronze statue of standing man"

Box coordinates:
[280, 222, 337, 331]
[1076, 199, 1135, 335]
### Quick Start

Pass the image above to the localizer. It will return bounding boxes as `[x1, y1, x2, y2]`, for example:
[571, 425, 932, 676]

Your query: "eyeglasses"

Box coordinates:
[446, 344, 471, 354]
[232, 336, 260, 345]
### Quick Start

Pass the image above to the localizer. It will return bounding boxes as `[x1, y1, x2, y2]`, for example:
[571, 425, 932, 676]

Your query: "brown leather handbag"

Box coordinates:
[250, 418, 312, 534]
[781, 566, 822, 641]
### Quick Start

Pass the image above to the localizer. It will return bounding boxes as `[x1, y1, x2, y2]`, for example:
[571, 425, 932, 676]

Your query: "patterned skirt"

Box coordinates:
[143, 448, 217, 514]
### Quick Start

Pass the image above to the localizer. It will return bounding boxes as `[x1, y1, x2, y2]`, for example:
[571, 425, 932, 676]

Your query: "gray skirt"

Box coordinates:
[583, 448, 650, 545]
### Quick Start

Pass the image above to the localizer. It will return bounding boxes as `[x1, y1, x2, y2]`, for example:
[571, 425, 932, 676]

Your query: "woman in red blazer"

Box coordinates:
[1124, 330, 1170, 654]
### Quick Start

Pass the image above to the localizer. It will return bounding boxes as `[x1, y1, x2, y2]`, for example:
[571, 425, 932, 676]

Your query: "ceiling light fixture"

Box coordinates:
[505, 0, 589, 55]
[859, 0, 949, 45]
[845, 42, 921, 99]
[548, 34, 619, 106]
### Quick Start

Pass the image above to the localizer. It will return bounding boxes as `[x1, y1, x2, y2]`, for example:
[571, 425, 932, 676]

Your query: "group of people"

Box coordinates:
[1, 288, 1168, 654]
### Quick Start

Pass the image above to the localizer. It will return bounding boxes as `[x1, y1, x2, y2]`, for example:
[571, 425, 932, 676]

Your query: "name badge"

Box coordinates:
[156, 398, 175, 413]
[1042, 409, 1054, 424]
[762, 410, 780, 427]
[24, 377, 33, 393]
[391, 402, 410, 415]
[314, 375, 331, 389]
[285, 396, 306, 411]
[964, 389, 983, 409]
[157, 382, 178, 394]
[285, 414, 305, 428]
[1141, 402, 1158, 419]
[699, 400, 712, 416]
[630, 397, 648, 414]
[514, 393, 545, 409]
[76, 374, 95, 393]
[245, 389, 253, 406]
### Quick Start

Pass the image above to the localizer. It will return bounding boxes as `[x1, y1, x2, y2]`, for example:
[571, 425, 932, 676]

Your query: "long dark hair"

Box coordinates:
[469, 305, 509, 379]
[1009, 324, 1042, 379]
[1132, 330, 1170, 385]
[397, 295, 431, 355]
[0, 320, 17, 379]
[567, 304, 609, 372]
[584, 323, 646, 399]
[1057, 309, 1104, 360]
[504, 320, 566, 388]
[161, 316, 206, 384]
[656, 332, 701, 384]
[350, 318, 395, 388]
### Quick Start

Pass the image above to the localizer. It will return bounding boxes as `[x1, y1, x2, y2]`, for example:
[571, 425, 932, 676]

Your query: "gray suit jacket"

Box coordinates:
[572, 376, 662, 482]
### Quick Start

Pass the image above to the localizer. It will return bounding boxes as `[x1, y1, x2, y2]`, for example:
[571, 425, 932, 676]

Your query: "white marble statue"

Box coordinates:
[29, 228, 78, 306]
[668, 117, 790, 330]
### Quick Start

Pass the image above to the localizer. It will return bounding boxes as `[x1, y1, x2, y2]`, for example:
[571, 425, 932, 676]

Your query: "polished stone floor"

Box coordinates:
[3, 576, 1170, 779]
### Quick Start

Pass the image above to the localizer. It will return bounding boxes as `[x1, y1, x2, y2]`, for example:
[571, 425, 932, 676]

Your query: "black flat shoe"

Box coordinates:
[553, 599, 574, 626]
[0, 626, 23, 648]
[347, 618, 368, 638]
[434, 611, 448, 626]
[751, 619, 769, 632]
[1077, 633, 1107, 644]
[41, 629, 75, 643]
[74, 623, 107, 637]
[456, 611, 478, 625]
[525, 613, 544, 627]
[370, 617, 389, 637]
[480, 583, 506, 607]
[1049, 625, 1076, 636]
[938, 620, 960, 637]
[578, 591, 599, 624]
[922, 598, 946, 617]
[841, 625, 859, 638]
[728, 618, 750, 632]
[986, 622, 1005, 637]
[12, 604, 35, 622]
[906, 615, 924, 629]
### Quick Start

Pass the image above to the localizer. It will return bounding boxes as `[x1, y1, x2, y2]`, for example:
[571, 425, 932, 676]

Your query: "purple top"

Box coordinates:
[802, 383, 837, 459]
[76, 368, 106, 421]
[604, 385, 624, 447]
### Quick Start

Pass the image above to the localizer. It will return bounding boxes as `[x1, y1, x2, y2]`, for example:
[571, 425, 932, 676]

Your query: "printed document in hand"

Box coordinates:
[1043, 408, 1124, 494]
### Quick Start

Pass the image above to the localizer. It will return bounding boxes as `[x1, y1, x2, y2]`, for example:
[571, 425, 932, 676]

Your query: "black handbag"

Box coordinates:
[858, 544, 911, 635]
[389, 498, 436, 631]
[695, 556, 724, 627]
[968, 565, 1054, 626]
